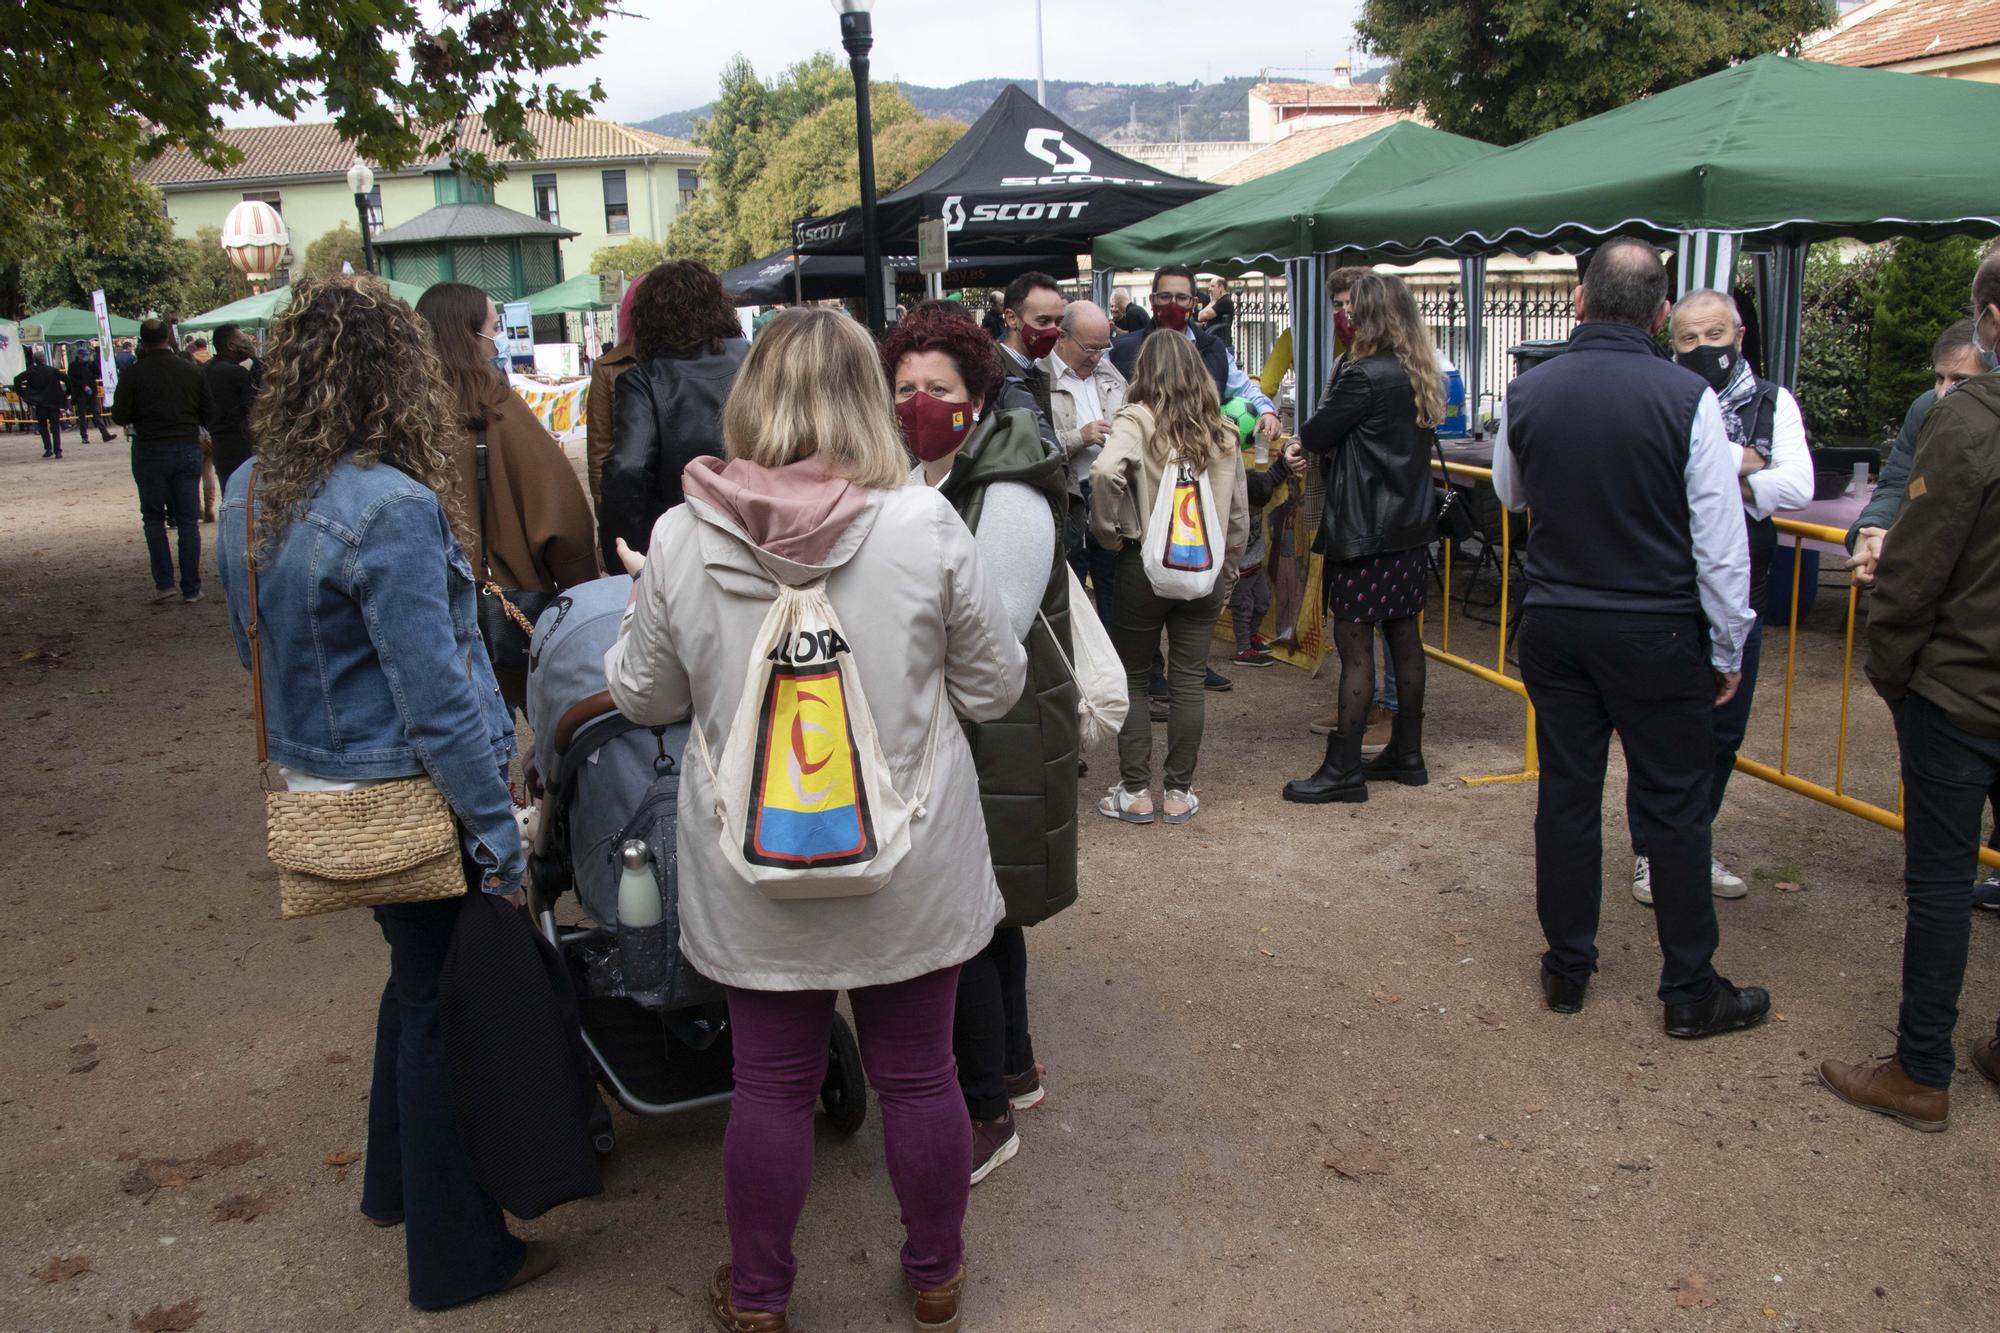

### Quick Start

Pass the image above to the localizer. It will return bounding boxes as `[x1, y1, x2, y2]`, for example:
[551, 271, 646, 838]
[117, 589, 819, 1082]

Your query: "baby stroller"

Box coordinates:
[522, 576, 868, 1155]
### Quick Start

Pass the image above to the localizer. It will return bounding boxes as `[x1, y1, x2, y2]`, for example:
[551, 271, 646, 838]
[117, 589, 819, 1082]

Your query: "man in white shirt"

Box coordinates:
[1042, 300, 1125, 621]
[1492, 238, 1770, 1040]
[1625, 288, 1813, 905]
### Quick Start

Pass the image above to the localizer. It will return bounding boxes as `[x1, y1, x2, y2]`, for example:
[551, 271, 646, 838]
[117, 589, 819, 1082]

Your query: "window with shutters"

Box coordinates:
[602, 170, 629, 233]
[533, 174, 560, 227]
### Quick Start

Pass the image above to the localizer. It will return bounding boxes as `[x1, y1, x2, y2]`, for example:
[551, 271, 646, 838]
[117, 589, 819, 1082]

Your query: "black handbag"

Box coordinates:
[472, 430, 553, 675]
[1430, 430, 1476, 544]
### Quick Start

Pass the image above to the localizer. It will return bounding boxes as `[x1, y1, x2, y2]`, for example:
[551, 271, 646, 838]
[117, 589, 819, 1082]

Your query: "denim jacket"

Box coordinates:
[217, 457, 523, 894]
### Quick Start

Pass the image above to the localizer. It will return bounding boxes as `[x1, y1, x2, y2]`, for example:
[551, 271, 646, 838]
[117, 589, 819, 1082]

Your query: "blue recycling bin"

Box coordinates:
[1439, 367, 1468, 438]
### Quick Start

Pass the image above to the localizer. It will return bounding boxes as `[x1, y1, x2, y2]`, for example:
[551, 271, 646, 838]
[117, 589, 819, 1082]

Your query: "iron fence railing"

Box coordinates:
[1413, 282, 1575, 422]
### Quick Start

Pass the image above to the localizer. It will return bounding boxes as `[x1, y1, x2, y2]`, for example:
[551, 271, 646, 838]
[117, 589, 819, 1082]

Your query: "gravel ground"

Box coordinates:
[3, 438, 1997, 1333]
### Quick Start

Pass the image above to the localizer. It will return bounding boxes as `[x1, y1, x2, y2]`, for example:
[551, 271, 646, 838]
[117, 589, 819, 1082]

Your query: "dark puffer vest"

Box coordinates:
[938, 407, 1080, 928]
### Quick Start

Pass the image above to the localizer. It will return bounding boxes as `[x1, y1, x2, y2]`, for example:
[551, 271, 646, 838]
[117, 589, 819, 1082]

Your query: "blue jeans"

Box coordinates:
[1889, 693, 2000, 1088]
[1375, 628, 1400, 712]
[1631, 618, 1763, 857]
[131, 443, 203, 596]
[361, 895, 524, 1308]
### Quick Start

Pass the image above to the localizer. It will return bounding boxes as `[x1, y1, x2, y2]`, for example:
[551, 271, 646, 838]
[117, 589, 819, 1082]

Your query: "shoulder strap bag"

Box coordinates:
[1431, 429, 1476, 544]
[246, 469, 466, 919]
[472, 428, 555, 676]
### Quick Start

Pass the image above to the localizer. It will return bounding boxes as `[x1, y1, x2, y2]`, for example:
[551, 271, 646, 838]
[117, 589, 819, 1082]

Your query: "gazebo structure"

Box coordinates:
[373, 167, 578, 315]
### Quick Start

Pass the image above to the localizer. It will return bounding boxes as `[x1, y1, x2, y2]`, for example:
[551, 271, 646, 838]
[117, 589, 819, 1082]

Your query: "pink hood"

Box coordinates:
[680, 454, 869, 568]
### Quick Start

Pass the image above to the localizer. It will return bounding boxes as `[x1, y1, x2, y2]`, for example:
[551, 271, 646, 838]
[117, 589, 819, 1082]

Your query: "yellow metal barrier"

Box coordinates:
[1421, 460, 2000, 869]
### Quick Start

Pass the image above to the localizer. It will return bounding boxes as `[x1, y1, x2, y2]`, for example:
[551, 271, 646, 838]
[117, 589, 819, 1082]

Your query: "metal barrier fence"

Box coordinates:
[1425, 457, 2000, 868]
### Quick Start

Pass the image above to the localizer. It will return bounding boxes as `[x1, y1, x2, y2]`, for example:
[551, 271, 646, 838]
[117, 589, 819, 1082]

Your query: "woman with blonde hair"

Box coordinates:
[215, 276, 556, 1309]
[1281, 271, 1441, 804]
[1089, 329, 1250, 825]
[604, 307, 1025, 1333]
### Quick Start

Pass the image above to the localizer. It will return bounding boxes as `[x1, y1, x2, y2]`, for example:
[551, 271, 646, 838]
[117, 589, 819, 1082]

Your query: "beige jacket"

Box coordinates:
[604, 462, 1025, 991]
[1088, 401, 1251, 576]
[1039, 351, 1128, 490]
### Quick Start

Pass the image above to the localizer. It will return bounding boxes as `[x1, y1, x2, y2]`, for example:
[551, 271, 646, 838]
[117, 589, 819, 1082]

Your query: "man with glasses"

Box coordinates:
[1110, 265, 1279, 444]
[1042, 299, 1125, 622]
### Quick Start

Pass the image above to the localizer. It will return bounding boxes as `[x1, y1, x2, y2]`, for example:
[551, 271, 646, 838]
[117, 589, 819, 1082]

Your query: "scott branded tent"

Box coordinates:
[721, 248, 1078, 306]
[1093, 120, 1496, 272]
[794, 84, 1219, 257]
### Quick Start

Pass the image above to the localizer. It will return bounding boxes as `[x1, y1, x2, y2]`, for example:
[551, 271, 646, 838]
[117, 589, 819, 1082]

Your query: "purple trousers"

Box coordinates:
[723, 965, 969, 1313]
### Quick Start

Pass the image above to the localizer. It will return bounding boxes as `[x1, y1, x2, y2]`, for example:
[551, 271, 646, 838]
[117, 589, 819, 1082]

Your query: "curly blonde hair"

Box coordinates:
[249, 276, 468, 559]
[1126, 328, 1233, 469]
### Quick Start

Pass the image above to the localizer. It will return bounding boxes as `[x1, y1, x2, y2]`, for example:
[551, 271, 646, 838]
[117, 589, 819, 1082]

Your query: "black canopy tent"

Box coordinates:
[720, 248, 1078, 306]
[793, 85, 1220, 258]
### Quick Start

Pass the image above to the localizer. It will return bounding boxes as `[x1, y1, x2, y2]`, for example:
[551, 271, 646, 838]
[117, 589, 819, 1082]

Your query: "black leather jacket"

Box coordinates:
[599, 338, 748, 569]
[1301, 352, 1436, 562]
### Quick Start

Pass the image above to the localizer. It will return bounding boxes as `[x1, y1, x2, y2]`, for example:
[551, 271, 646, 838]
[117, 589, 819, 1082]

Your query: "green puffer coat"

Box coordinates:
[938, 406, 1080, 927]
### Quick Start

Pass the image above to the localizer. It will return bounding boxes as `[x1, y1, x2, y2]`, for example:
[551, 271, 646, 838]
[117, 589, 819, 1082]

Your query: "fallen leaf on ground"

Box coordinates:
[1475, 1012, 1507, 1030]
[1671, 1272, 1717, 1309]
[69, 1058, 100, 1074]
[1257, 947, 1274, 958]
[131, 1302, 202, 1332]
[37, 1254, 90, 1283]
[322, 1150, 361, 1167]
[1774, 881, 1804, 893]
[1325, 1143, 1398, 1179]
[1372, 991, 1402, 1006]
[200, 1140, 265, 1170]
[41, 999, 65, 1010]
[211, 1192, 270, 1223]
[1524, 1103, 1544, 1116]
[1763, 1307, 1778, 1319]
[70, 1041, 98, 1056]
[323, 1051, 350, 1065]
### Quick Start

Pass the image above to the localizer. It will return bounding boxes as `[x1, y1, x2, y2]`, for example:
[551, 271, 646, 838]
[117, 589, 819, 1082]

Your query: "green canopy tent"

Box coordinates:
[21, 305, 142, 341]
[1299, 56, 2000, 387]
[178, 279, 433, 334]
[526, 271, 617, 316]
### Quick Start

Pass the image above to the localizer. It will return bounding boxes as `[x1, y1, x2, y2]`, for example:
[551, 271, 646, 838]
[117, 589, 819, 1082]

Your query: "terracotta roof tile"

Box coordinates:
[1250, 81, 1386, 108]
[134, 111, 705, 188]
[1211, 113, 1423, 185]
[1808, 0, 2000, 69]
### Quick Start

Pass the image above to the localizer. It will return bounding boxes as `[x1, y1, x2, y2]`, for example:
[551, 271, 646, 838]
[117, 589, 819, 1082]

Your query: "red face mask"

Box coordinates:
[896, 392, 973, 462]
[1021, 322, 1062, 358]
[1333, 308, 1356, 345]
[1153, 301, 1190, 332]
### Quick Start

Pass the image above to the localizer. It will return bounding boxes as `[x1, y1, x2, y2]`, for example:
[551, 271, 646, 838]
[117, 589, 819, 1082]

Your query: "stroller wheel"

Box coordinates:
[821, 1011, 868, 1135]
[589, 1095, 617, 1157]
[592, 1129, 617, 1156]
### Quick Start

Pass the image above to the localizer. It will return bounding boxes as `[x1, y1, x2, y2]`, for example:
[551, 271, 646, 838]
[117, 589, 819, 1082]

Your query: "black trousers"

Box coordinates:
[1519, 608, 1721, 1006]
[953, 926, 1033, 1122]
[33, 405, 62, 455]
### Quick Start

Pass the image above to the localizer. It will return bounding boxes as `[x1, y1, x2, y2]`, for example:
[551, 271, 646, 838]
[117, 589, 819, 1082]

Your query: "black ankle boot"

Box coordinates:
[1283, 730, 1368, 804]
[1364, 711, 1428, 786]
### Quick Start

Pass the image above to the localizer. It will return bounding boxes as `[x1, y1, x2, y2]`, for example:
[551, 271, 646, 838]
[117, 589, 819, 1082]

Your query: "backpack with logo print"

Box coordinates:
[691, 572, 940, 899]
[1141, 461, 1224, 599]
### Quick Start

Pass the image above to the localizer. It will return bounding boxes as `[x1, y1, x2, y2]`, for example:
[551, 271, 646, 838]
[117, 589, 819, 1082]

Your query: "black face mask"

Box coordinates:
[1675, 343, 1736, 394]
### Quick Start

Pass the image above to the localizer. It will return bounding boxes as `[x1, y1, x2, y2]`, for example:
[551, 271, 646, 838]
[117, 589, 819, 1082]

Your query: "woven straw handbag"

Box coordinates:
[243, 470, 467, 919]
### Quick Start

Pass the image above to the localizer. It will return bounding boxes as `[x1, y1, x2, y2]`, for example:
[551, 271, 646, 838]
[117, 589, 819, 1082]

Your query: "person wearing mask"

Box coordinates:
[1625, 289, 1813, 904]
[585, 275, 646, 526]
[1492, 238, 1768, 1038]
[995, 272, 1063, 430]
[1110, 286, 1149, 334]
[203, 323, 261, 488]
[981, 290, 1008, 341]
[65, 342, 117, 443]
[1043, 299, 1126, 622]
[882, 305, 1079, 1188]
[1196, 275, 1236, 350]
[599, 260, 749, 571]
[1278, 272, 1437, 803]
[414, 282, 597, 710]
[1844, 319, 1999, 909]
[215, 276, 557, 1309]
[114, 319, 216, 604]
[14, 351, 69, 460]
[1817, 255, 2000, 1133]
[605, 308, 1025, 1333]
[1090, 328, 1249, 826]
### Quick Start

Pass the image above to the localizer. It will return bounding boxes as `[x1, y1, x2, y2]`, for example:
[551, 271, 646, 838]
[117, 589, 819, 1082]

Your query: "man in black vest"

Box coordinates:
[1493, 238, 1768, 1039]
[1108, 265, 1276, 437]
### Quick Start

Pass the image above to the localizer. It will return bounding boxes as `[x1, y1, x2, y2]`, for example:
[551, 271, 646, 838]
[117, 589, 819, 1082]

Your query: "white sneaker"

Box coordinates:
[1632, 856, 1654, 906]
[1710, 858, 1748, 899]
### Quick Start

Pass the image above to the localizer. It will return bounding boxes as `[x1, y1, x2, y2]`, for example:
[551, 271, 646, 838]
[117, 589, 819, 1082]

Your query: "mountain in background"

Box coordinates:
[633, 69, 1387, 144]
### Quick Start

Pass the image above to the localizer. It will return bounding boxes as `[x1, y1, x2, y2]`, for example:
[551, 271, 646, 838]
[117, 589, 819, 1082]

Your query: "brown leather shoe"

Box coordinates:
[1817, 1056, 1949, 1132]
[1972, 1035, 2000, 1087]
[709, 1264, 793, 1332]
[911, 1268, 964, 1333]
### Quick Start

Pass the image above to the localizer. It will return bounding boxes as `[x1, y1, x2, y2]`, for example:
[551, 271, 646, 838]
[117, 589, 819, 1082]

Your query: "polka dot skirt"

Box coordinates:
[1326, 546, 1428, 624]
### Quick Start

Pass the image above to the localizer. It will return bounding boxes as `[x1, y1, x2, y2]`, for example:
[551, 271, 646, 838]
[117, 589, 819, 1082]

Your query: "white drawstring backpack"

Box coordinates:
[1141, 461, 1224, 599]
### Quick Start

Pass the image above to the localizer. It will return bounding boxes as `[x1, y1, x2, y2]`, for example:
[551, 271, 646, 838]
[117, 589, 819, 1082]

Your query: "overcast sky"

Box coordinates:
[224, 1, 1370, 129]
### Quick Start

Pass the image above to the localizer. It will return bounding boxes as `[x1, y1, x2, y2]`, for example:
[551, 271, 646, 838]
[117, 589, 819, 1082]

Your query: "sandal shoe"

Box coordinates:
[1162, 789, 1200, 824]
[1098, 786, 1154, 824]
[709, 1264, 793, 1331]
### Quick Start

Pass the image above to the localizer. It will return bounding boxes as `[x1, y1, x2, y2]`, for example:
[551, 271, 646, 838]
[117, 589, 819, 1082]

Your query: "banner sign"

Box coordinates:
[90, 289, 118, 399]
[507, 373, 591, 437]
[1215, 452, 1326, 672]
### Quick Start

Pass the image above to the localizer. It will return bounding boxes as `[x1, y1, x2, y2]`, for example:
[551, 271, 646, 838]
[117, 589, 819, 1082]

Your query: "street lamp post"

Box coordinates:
[346, 161, 376, 274]
[833, 0, 885, 336]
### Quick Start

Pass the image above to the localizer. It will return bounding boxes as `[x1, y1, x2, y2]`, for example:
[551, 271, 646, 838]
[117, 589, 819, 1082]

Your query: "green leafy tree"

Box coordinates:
[0, 0, 611, 273]
[1356, 0, 1834, 145]
[1867, 236, 1983, 434]
[20, 196, 188, 317]
[300, 224, 371, 281]
[1796, 243, 1888, 444]
[172, 227, 254, 316]
[589, 237, 671, 276]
